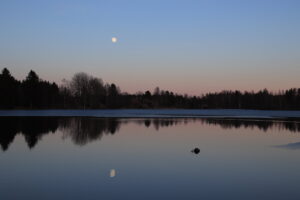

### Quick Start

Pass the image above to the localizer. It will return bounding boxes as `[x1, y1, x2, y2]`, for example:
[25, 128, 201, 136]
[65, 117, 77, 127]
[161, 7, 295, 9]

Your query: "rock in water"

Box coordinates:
[191, 148, 200, 154]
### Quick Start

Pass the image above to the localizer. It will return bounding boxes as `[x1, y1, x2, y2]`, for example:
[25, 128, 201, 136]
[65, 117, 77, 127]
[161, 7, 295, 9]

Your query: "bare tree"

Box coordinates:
[70, 72, 90, 109]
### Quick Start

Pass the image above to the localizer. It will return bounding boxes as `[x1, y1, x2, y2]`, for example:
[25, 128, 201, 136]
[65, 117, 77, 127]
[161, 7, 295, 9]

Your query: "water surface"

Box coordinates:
[1, 117, 300, 200]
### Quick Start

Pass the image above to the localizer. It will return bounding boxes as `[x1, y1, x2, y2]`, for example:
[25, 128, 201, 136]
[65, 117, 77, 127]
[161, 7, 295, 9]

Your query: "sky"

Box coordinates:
[0, 0, 299, 95]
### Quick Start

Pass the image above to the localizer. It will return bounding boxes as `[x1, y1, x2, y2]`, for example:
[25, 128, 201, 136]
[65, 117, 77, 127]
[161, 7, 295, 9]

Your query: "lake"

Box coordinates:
[1, 116, 300, 199]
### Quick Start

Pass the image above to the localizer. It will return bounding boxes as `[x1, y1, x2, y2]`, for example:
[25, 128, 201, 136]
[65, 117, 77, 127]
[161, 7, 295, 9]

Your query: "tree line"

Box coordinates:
[0, 68, 299, 110]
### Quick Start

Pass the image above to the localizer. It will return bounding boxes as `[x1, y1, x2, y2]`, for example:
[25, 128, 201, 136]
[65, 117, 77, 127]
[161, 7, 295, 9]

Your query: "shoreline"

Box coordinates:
[1, 109, 300, 120]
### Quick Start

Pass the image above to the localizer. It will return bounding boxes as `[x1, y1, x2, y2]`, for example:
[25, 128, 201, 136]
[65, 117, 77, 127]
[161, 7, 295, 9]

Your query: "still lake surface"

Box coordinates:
[1, 116, 300, 199]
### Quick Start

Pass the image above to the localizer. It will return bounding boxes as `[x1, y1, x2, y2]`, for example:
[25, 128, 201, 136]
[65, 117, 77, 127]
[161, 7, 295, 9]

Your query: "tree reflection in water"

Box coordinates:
[0, 117, 299, 151]
[60, 117, 121, 146]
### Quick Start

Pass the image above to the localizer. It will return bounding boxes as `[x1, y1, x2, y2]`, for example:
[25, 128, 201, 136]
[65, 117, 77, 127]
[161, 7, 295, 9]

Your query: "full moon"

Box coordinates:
[111, 37, 117, 43]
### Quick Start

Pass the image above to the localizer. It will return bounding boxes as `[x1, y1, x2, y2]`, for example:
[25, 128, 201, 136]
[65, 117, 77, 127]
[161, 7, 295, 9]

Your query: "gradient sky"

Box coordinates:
[0, 0, 299, 95]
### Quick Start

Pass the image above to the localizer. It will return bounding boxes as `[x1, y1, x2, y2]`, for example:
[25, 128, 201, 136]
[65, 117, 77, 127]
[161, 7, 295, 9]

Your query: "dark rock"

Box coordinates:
[191, 147, 200, 154]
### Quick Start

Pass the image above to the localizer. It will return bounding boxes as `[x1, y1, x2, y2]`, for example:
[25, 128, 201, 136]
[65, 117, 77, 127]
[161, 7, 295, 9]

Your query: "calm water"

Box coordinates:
[1, 117, 300, 200]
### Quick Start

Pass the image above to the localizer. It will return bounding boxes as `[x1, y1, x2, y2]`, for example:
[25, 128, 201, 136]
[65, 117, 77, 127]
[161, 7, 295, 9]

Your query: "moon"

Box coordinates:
[111, 37, 117, 43]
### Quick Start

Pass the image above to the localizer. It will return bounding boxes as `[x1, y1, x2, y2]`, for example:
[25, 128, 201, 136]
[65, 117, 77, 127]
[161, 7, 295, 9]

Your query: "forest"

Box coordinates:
[0, 68, 299, 110]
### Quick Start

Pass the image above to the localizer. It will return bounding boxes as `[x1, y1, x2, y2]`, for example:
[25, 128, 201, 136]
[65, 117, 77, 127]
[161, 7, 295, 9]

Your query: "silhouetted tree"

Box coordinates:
[88, 77, 106, 108]
[0, 68, 20, 108]
[21, 70, 60, 108]
[106, 83, 120, 108]
[70, 72, 90, 109]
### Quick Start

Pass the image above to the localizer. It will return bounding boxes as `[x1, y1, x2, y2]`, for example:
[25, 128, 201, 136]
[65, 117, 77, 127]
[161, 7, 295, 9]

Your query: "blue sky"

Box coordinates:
[0, 0, 299, 94]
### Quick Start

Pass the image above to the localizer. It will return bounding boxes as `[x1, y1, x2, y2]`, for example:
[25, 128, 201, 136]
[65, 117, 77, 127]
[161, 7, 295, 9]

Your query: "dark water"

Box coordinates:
[1, 117, 300, 200]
